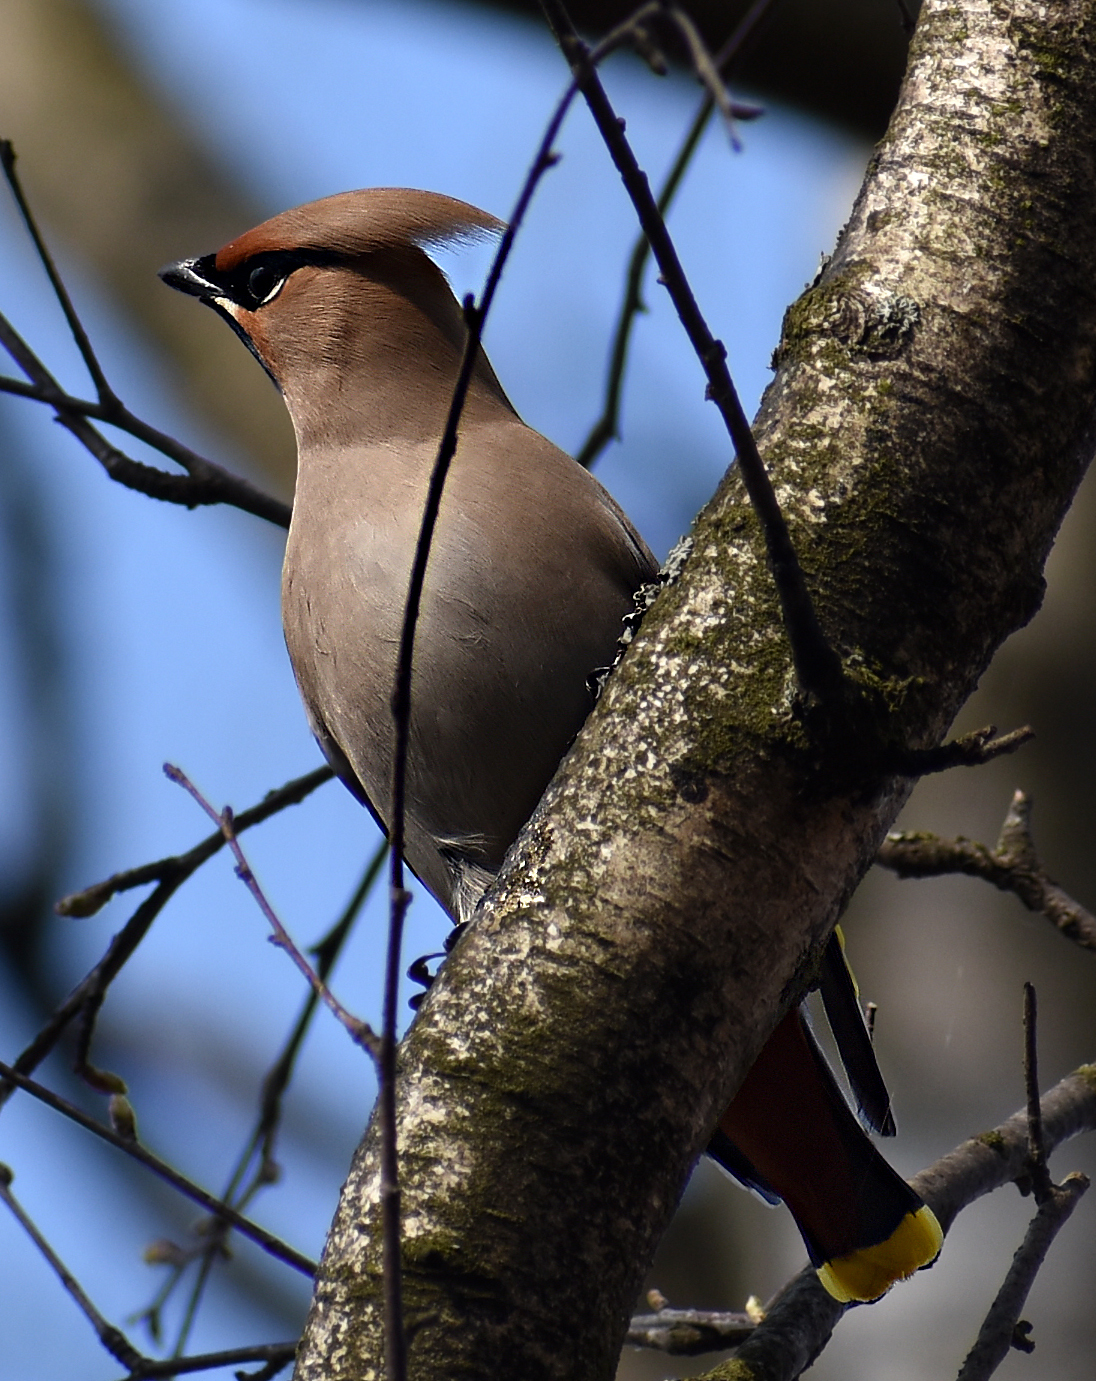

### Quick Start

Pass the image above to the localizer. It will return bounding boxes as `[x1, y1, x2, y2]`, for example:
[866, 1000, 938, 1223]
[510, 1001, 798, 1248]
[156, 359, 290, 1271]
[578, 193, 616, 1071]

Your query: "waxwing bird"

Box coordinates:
[160, 187, 941, 1302]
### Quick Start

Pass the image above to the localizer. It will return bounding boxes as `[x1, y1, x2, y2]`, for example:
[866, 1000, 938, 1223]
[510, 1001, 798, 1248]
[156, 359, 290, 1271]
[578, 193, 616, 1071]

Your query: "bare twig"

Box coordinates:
[955, 1173, 1089, 1381]
[244, 840, 386, 1186]
[1022, 983, 1053, 1202]
[0, 764, 335, 1114]
[167, 843, 385, 1358]
[539, 0, 844, 705]
[382, 52, 601, 1381]
[574, 109, 704, 469]
[885, 724, 1034, 777]
[592, 2, 752, 143]
[164, 765, 379, 1059]
[0, 1064, 315, 1274]
[576, 0, 776, 470]
[1, 139, 118, 405]
[948, 982, 1093, 1380]
[381, 10, 747, 1351]
[56, 764, 333, 918]
[0, 143, 289, 527]
[381, 10, 842, 1368]
[657, 3, 746, 143]
[379, 1, 757, 1340]
[587, 2, 763, 126]
[877, 789, 1096, 953]
[0, 1164, 147, 1371]
[4, 879, 181, 1105]
[107, 1340, 297, 1379]
[625, 1306, 755, 1354]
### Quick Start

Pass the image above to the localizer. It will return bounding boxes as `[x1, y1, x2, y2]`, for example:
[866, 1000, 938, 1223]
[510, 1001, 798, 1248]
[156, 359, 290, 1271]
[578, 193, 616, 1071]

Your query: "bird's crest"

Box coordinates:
[213, 188, 504, 272]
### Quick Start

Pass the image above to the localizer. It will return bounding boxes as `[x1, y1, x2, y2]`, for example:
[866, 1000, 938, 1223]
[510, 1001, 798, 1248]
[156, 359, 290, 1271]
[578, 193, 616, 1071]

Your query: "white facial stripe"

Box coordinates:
[256, 276, 288, 306]
[214, 281, 287, 313]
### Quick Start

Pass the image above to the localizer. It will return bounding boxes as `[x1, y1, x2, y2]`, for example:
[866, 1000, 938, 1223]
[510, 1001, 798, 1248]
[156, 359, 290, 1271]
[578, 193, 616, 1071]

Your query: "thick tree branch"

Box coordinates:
[295, 4, 1096, 1379]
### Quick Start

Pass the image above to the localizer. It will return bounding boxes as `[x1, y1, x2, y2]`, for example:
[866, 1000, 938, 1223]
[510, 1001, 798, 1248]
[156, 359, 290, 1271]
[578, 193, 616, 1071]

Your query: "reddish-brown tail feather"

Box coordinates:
[708, 1008, 941, 1301]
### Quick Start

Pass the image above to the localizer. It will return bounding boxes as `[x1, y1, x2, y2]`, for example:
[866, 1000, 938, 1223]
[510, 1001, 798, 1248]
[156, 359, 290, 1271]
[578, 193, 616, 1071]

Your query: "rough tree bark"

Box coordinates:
[295, 3, 1096, 1378]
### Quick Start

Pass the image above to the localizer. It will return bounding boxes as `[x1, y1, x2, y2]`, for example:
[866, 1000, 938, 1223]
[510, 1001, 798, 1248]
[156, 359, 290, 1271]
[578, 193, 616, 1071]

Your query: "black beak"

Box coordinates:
[158, 254, 221, 299]
[159, 251, 281, 391]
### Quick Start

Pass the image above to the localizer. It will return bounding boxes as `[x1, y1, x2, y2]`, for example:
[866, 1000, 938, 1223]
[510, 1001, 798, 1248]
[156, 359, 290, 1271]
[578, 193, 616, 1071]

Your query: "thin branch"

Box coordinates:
[592, 2, 755, 142]
[3, 876, 187, 1106]
[594, 2, 673, 75]
[0, 1164, 148, 1371]
[2, 771, 372, 1307]
[955, 1173, 1089, 1381]
[1022, 983, 1050, 1200]
[539, 0, 844, 704]
[56, 764, 333, 918]
[0, 764, 334, 1114]
[380, 7, 752, 1343]
[884, 723, 1034, 777]
[574, 110, 703, 468]
[1, 139, 118, 405]
[379, 12, 818, 1370]
[877, 789, 1096, 953]
[0, 143, 290, 527]
[0, 313, 290, 527]
[588, 1, 764, 123]
[625, 1306, 754, 1354]
[107, 1341, 297, 1380]
[168, 843, 385, 1358]
[576, 0, 777, 469]
[946, 984, 1094, 1379]
[0, 1061, 316, 1276]
[250, 840, 387, 1179]
[165, 765, 379, 1059]
[657, 4, 746, 143]
[380, 11, 738, 1351]
[381, 51, 602, 1381]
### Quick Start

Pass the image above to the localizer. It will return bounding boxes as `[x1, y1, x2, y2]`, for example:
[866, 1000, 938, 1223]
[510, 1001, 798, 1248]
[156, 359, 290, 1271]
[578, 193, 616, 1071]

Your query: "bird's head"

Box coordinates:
[160, 187, 509, 447]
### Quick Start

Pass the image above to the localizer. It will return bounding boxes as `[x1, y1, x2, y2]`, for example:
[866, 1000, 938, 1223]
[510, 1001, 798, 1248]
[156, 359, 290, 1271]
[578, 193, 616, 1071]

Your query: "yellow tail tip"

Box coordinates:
[816, 1205, 943, 1304]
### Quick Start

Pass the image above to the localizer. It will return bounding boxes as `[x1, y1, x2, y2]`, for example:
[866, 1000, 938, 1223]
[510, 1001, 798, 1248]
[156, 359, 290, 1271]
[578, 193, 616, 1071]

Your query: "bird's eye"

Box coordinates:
[246, 264, 284, 306]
